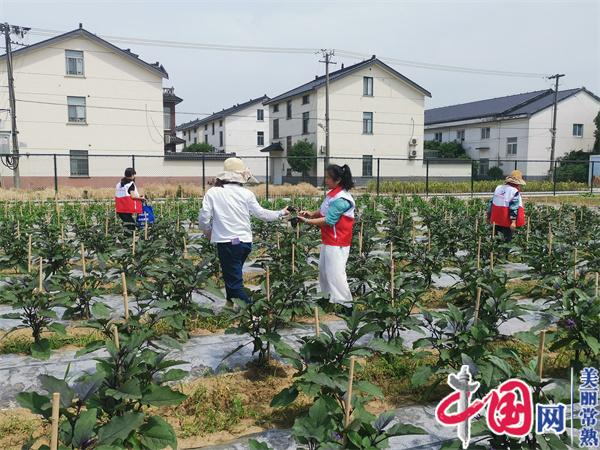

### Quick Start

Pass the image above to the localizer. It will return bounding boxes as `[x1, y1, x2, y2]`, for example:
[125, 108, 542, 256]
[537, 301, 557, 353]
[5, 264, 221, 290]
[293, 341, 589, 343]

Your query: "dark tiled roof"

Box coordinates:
[0, 27, 168, 78]
[425, 88, 599, 125]
[177, 95, 269, 131]
[265, 56, 431, 105]
[163, 88, 183, 105]
[260, 142, 284, 152]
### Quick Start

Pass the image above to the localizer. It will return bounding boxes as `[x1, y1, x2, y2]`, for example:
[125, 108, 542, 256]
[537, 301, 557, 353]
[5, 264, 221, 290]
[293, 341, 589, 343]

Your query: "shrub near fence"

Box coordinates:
[366, 179, 589, 194]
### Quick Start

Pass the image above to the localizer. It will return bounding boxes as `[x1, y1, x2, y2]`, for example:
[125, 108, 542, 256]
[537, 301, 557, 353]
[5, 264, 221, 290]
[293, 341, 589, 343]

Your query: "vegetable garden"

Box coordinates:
[0, 195, 598, 449]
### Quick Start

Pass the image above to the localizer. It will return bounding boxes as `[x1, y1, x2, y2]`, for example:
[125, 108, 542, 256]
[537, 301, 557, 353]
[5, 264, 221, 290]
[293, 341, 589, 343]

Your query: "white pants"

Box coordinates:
[319, 244, 352, 306]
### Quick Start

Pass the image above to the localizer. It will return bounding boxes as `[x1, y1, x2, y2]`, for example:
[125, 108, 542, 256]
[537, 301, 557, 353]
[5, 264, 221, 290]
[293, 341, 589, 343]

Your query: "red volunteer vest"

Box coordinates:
[115, 181, 142, 214]
[319, 187, 355, 246]
[489, 184, 525, 227]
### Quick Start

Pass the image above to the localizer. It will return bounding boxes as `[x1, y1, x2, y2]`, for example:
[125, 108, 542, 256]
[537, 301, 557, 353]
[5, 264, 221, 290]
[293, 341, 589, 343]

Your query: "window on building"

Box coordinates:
[286, 100, 292, 120]
[65, 50, 84, 76]
[481, 127, 490, 139]
[193, 137, 197, 144]
[302, 112, 309, 135]
[434, 132, 442, 143]
[362, 155, 373, 177]
[479, 158, 490, 176]
[67, 96, 86, 123]
[257, 131, 264, 146]
[219, 120, 223, 127]
[286, 136, 292, 150]
[573, 123, 584, 137]
[212, 123, 215, 135]
[273, 103, 279, 113]
[219, 130, 223, 147]
[302, 94, 310, 105]
[273, 119, 279, 139]
[205, 124, 208, 131]
[506, 137, 518, 155]
[362, 112, 373, 134]
[456, 129, 465, 141]
[69, 150, 89, 176]
[163, 106, 171, 130]
[257, 109, 264, 121]
[204, 134, 208, 144]
[363, 76, 373, 96]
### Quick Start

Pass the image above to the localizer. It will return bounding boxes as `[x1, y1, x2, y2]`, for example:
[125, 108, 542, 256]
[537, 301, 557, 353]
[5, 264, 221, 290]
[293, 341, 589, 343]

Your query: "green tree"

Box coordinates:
[594, 110, 600, 151]
[183, 142, 214, 153]
[424, 140, 470, 159]
[287, 139, 316, 176]
[555, 149, 590, 183]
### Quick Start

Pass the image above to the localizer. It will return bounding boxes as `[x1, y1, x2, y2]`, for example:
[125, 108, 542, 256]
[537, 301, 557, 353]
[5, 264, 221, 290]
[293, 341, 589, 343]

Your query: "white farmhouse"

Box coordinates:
[424, 88, 600, 178]
[0, 25, 196, 188]
[262, 56, 436, 185]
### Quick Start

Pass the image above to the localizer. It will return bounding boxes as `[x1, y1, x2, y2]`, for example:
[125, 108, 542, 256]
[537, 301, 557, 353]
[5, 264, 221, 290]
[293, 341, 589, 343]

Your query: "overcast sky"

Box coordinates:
[2, 0, 599, 125]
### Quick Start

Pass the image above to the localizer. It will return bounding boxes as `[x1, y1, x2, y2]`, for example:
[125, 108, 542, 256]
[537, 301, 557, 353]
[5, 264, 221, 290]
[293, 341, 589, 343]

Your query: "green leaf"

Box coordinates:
[48, 322, 67, 335]
[158, 335, 183, 351]
[16, 392, 52, 418]
[91, 302, 112, 319]
[96, 411, 144, 445]
[72, 408, 98, 447]
[161, 369, 188, 383]
[582, 334, 600, 355]
[105, 379, 142, 401]
[141, 385, 186, 407]
[353, 381, 383, 399]
[386, 423, 427, 436]
[39, 375, 75, 407]
[139, 416, 178, 450]
[30, 339, 51, 360]
[270, 387, 299, 408]
[248, 439, 272, 450]
[411, 366, 432, 387]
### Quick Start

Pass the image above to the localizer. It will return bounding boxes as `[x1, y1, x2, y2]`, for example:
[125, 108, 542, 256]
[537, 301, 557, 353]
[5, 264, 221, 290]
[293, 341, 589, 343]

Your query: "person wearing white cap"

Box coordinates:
[198, 158, 289, 304]
[487, 169, 527, 242]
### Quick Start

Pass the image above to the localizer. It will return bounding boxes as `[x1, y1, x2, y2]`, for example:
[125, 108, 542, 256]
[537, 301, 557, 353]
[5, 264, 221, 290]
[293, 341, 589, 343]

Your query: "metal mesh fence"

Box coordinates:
[0, 152, 597, 199]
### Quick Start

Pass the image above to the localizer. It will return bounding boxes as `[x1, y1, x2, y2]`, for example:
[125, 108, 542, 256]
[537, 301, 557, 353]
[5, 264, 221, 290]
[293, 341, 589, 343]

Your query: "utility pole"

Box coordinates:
[548, 73, 565, 178]
[319, 49, 336, 166]
[1, 23, 29, 189]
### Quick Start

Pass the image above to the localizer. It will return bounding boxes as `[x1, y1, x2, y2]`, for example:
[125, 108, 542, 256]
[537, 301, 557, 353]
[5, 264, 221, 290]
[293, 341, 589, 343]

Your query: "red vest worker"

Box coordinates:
[488, 169, 526, 242]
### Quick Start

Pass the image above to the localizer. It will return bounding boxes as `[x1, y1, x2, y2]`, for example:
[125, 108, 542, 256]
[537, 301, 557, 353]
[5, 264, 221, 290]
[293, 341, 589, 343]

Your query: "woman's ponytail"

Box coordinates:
[326, 164, 354, 191]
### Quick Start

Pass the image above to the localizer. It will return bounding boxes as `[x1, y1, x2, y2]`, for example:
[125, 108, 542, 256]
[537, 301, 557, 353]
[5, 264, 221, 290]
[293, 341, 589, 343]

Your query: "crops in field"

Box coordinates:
[0, 195, 598, 449]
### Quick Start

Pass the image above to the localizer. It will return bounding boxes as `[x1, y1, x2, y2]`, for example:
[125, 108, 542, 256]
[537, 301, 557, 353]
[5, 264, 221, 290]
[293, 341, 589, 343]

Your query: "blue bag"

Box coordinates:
[137, 204, 155, 226]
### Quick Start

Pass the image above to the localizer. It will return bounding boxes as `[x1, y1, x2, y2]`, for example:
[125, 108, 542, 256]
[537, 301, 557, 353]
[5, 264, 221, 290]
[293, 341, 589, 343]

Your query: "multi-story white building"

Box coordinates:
[0, 25, 189, 187]
[262, 56, 437, 184]
[424, 88, 600, 178]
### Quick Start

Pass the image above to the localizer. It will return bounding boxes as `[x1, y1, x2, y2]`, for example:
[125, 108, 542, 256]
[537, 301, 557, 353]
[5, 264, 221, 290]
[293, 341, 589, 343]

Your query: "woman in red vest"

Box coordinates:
[487, 169, 526, 242]
[299, 164, 355, 309]
[115, 167, 145, 232]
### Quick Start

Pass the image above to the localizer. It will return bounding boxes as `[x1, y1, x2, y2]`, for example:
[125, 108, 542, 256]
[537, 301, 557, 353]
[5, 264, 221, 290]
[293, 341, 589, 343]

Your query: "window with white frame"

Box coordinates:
[434, 132, 442, 143]
[481, 127, 490, 139]
[302, 94, 310, 105]
[506, 137, 518, 155]
[363, 112, 373, 134]
[456, 129, 465, 141]
[257, 109, 264, 121]
[70, 150, 89, 176]
[65, 50, 84, 76]
[67, 96, 86, 123]
[363, 76, 373, 96]
[362, 155, 373, 177]
[573, 123, 584, 137]
[257, 131, 264, 146]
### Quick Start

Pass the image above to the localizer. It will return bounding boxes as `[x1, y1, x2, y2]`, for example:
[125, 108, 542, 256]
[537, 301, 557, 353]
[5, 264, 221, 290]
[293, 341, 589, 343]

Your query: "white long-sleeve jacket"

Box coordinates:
[198, 183, 283, 243]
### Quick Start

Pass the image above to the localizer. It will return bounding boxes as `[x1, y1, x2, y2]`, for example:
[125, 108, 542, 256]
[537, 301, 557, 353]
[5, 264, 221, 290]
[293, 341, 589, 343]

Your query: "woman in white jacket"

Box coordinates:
[198, 158, 289, 304]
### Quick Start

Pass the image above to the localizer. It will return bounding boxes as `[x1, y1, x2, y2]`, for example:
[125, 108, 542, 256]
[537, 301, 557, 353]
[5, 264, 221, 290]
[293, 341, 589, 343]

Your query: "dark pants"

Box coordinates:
[217, 242, 252, 304]
[118, 213, 137, 233]
[495, 226, 513, 242]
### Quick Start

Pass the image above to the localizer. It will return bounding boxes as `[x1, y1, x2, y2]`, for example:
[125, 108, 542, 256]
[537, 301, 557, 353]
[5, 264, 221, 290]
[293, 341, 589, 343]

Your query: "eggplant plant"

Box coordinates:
[52, 269, 108, 320]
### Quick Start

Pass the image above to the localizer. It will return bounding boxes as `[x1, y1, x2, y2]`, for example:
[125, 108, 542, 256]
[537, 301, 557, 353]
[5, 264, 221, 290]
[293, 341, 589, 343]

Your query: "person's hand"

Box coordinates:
[510, 221, 517, 231]
[299, 210, 311, 218]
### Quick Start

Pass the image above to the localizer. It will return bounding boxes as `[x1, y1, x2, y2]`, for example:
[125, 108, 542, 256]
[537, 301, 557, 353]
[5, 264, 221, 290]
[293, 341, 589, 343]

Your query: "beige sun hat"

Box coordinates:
[505, 169, 526, 186]
[216, 157, 259, 184]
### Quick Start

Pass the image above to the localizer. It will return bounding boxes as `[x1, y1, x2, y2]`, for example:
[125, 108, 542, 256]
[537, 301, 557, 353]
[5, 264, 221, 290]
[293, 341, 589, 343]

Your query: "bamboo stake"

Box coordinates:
[183, 236, 188, 259]
[276, 232, 280, 249]
[548, 228, 553, 256]
[61, 224, 65, 242]
[475, 217, 479, 235]
[27, 234, 32, 273]
[476, 237, 482, 270]
[314, 307, 320, 336]
[105, 213, 109, 236]
[526, 217, 531, 245]
[112, 324, 120, 350]
[390, 242, 395, 304]
[144, 219, 148, 240]
[50, 392, 60, 450]
[595, 272, 599, 298]
[121, 272, 129, 320]
[573, 248, 578, 279]
[38, 258, 43, 292]
[16, 220, 20, 238]
[490, 251, 494, 271]
[265, 266, 270, 300]
[427, 228, 431, 252]
[492, 222, 496, 239]
[474, 287, 482, 325]
[537, 330, 546, 379]
[132, 230, 136, 256]
[358, 221, 363, 256]
[296, 222, 300, 239]
[344, 356, 356, 429]
[80, 243, 86, 277]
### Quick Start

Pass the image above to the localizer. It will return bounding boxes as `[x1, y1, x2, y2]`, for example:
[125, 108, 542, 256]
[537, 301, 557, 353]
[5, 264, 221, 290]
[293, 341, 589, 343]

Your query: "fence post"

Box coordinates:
[552, 159, 557, 196]
[425, 159, 430, 198]
[265, 156, 269, 201]
[323, 157, 327, 194]
[470, 160, 475, 198]
[131, 155, 135, 171]
[514, 160, 518, 171]
[202, 152, 206, 194]
[53, 154, 58, 194]
[376, 158, 381, 197]
[591, 161, 595, 195]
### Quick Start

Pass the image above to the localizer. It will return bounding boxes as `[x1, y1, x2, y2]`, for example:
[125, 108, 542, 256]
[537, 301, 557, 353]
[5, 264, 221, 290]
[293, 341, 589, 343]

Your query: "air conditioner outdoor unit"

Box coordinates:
[408, 149, 418, 158]
[0, 134, 10, 155]
[409, 138, 418, 146]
